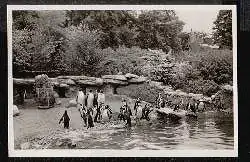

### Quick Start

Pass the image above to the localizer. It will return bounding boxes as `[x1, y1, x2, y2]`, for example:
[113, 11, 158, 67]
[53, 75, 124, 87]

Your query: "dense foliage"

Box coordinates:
[169, 47, 233, 96]
[35, 74, 55, 106]
[13, 10, 233, 97]
[117, 83, 164, 104]
[64, 10, 185, 52]
[213, 10, 232, 49]
[13, 11, 67, 76]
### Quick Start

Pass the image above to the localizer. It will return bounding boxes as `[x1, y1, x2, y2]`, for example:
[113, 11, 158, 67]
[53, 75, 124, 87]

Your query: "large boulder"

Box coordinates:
[128, 76, 147, 84]
[76, 77, 103, 86]
[103, 79, 128, 85]
[102, 75, 128, 87]
[59, 79, 76, 85]
[102, 75, 127, 81]
[57, 76, 100, 82]
[148, 81, 163, 87]
[57, 76, 82, 80]
[49, 78, 59, 85]
[13, 105, 20, 116]
[13, 78, 35, 86]
[59, 83, 69, 88]
[125, 73, 139, 79]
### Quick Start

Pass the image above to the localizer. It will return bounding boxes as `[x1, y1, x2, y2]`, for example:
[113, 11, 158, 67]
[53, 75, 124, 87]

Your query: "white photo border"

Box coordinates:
[7, 5, 238, 157]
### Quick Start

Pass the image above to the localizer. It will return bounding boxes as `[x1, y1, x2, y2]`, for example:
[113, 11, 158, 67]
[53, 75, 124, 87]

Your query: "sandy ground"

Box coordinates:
[13, 94, 141, 148]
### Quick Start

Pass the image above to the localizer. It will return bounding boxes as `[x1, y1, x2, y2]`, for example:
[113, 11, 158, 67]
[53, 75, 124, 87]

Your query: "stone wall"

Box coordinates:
[13, 74, 148, 104]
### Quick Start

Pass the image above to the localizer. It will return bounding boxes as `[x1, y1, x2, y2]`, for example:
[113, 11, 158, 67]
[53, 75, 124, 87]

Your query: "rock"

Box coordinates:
[57, 76, 99, 81]
[103, 79, 128, 85]
[20, 142, 30, 149]
[175, 89, 182, 93]
[52, 81, 60, 87]
[149, 81, 163, 87]
[59, 84, 69, 88]
[76, 78, 103, 86]
[13, 78, 35, 86]
[102, 75, 127, 81]
[128, 76, 147, 84]
[59, 79, 75, 85]
[188, 93, 195, 97]
[192, 94, 203, 100]
[125, 73, 139, 79]
[13, 105, 20, 116]
[49, 78, 58, 83]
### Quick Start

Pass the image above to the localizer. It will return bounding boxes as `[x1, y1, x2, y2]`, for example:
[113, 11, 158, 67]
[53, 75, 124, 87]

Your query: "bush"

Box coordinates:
[168, 47, 232, 96]
[63, 26, 103, 76]
[213, 88, 233, 110]
[35, 74, 55, 106]
[117, 83, 164, 104]
[178, 48, 233, 84]
[183, 79, 221, 97]
[96, 46, 157, 76]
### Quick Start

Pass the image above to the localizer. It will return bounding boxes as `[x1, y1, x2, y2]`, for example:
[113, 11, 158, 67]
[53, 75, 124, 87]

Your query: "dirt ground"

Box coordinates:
[13, 94, 141, 148]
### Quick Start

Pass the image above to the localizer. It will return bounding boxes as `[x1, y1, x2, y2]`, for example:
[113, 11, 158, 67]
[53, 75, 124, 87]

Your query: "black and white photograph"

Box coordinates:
[8, 5, 237, 157]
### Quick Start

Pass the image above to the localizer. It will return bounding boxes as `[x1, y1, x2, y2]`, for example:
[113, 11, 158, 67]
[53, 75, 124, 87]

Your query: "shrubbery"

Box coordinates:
[95, 46, 147, 76]
[181, 47, 233, 85]
[35, 74, 55, 106]
[13, 11, 233, 98]
[150, 46, 232, 96]
[117, 83, 164, 104]
[184, 79, 220, 96]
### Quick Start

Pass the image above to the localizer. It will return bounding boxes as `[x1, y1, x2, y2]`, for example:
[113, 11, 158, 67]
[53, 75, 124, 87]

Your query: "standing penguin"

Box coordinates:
[134, 98, 141, 116]
[87, 90, 94, 109]
[87, 107, 94, 129]
[76, 87, 86, 110]
[124, 105, 132, 127]
[136, 102, 143, 121]
[102, 105, 112, 122]
[78, 104, 88, 127]
[59, 110, 70, 129]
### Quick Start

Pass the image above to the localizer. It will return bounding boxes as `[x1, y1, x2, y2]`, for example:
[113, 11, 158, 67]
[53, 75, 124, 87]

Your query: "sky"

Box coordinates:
[175, 9, 219, 34]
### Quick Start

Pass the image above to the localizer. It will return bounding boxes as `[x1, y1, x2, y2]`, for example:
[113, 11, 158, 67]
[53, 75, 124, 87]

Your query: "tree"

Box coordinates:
[212, 10, 232, 49]
[65, 10, 138, 49]
[178, 32, 191, 51]
[64, 10, 185, 53]
[136, 10, 184, 53]
[12, 11, 39, 30]
[12, 11, 67, 77]
[63, 25, 103, 76]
